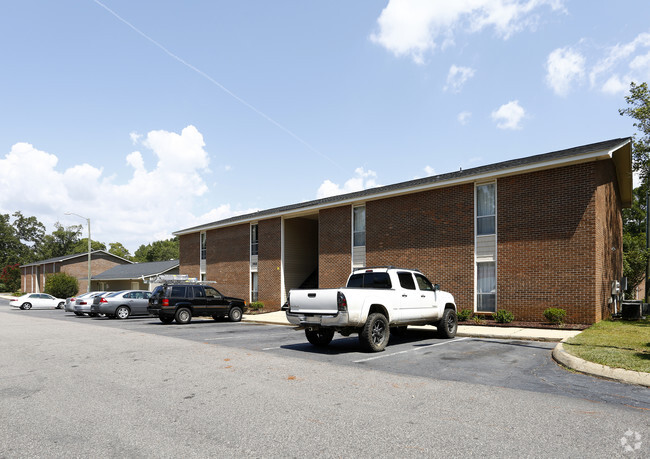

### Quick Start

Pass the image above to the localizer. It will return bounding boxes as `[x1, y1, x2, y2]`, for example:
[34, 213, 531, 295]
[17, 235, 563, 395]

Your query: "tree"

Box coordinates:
[37, 222, 82, 259]
[71, 238, 106, 255]
[620, 81, 650, 297]
[0, 263, 21, 292]
[133, 237, 179, 262]
[619, 82, 650, 182]
[108, 242, 132, 260]
[0, 212, 46, 265]
[44, 272, 79, 298]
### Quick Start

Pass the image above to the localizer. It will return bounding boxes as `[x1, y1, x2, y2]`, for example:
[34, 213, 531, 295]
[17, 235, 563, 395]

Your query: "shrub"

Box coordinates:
[0, 264, 21, 292]
[472, 315, 484, 324]
[543, 308, 567, 325]
[493, 309, 515, 323]
[248, 301, 264, 310]
[44, 273, 79, 299]
[457, 309, 472, 321]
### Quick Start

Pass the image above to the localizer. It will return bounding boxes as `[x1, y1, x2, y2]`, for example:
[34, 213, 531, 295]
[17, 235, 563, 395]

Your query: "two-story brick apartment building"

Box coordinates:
[174, 138, 632, 324]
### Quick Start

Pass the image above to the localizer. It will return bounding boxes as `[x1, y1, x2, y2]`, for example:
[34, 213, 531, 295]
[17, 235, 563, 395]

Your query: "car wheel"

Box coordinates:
[57, 302, 64, 309]
[159, 315, 174, 324]
[359, 313, 389, 352]
[115, 306, 130, 320]
[22, 303, 32, 310]
[305, 328, 335, 347]
[175, 308, 192, 325]
[228, 306, 243, 322]
[436, 308, 458, 339]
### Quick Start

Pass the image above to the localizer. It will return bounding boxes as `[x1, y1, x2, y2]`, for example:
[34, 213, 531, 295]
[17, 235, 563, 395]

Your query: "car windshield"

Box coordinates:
[107, 291, 123, 297]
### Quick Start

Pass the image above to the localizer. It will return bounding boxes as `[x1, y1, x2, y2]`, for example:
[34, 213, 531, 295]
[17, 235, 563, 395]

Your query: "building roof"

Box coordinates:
[175, 137, 633, 236]
[91, 259, 180, 280]
[20, 250, 133, 268]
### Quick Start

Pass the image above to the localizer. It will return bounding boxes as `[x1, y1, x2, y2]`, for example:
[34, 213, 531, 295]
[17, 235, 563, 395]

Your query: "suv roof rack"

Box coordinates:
[146, 274, 216, 285]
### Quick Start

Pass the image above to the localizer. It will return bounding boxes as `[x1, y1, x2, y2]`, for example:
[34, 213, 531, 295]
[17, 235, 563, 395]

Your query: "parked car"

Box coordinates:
[90, 290, 152, 319]
[73, 291, 107, 316]
[65, 292, 92, 313]
[148, 283, 246, 324]
[10, 293, 65, 310]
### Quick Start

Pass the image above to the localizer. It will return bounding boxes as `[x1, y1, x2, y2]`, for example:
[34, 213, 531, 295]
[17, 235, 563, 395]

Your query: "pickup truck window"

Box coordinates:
[347, 272, 392, 289]
[415, 273, 434, 291]
[397, 272, 416, 290]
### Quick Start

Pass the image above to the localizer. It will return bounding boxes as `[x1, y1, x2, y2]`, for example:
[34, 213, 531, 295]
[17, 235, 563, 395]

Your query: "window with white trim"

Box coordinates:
[353, 206, 366, 247]
[200, 232, 207, 260]
[476, 183, 496, 236]
[476, 261, 496, 312]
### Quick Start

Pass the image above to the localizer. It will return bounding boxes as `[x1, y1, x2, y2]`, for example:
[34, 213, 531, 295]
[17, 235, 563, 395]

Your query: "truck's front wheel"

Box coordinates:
[360, 313, 389, 352]
[305, 328, 335, 347]
[436, 308, 458, 338]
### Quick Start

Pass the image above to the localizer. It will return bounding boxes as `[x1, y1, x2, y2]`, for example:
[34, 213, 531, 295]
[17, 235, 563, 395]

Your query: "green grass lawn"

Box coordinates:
[563, 319, 650, 373]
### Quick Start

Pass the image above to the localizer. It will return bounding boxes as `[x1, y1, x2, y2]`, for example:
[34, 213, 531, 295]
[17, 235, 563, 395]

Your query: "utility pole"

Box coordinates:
[66, 212, 92, 293]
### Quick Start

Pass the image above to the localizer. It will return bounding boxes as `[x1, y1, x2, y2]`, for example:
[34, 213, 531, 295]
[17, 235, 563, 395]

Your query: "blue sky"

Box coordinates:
[1, 0, 649, 253]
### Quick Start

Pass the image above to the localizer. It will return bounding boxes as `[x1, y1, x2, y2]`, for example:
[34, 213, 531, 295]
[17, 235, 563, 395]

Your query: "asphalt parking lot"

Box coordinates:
[4, 301, 649, 410]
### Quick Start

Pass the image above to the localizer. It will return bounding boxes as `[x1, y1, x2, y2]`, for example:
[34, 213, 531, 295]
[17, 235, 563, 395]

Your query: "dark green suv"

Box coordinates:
[147, 283, 246, 325]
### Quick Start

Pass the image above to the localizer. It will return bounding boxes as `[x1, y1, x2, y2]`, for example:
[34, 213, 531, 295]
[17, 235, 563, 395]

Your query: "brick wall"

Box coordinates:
[257, 218, 282, 307]
[60, 254, 126, 293]
[205, 224, 250, 302]
[497, 161, 619, 323]
[319, 206, 352, 288]
[595, 160, 623, 321]
[179, 234, 200, 279]
[365, 184, 475, 311]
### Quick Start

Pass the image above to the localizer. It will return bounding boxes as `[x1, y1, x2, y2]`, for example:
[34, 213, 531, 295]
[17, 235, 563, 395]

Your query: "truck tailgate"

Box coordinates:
[288, 289, 339, 315]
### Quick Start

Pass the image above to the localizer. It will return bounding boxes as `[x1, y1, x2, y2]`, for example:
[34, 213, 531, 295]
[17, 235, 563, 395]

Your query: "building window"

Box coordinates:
[477, 261, 496, 312]
[200, 232, 207, 260]
[251, 224, 259, 256]
[251, 272, 258, 302]
[476, 183, 496, 236]
[353, 206, 366, 247]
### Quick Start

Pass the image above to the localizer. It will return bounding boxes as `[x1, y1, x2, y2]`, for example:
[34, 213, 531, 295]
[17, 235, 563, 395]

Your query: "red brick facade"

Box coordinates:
[177, 153, 626, 324]
[21, 252, 129, 294]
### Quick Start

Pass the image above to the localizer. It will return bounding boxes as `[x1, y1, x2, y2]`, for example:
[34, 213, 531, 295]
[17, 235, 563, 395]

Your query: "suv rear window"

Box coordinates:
[170, 286, 188, 298]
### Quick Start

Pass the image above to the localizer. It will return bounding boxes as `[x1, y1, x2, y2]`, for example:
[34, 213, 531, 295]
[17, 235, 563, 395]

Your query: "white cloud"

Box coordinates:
[129, 132, 142, 144]
[457, 111, 472, 125]
[491, 100, 526, 130]
[589, 32, 650, 94]
[424, 166, 436, 176]
[317, 168, 379, 199]
[0, 126, 245, 253]
[444, 65, 476, 93]
[370, 0, 565, 63]
[545, 46, 585, 96]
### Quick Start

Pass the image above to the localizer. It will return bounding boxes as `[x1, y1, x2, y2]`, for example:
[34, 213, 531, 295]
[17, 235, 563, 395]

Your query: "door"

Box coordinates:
[131, 291, 149, 315]
[413, 273, 440, 320]
[204, 286, 226, 315]
[191, 286, 206, 316]
[396, 272, 421, 322]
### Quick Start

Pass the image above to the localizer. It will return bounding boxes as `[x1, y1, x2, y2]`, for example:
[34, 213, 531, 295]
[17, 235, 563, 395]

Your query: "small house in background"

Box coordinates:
[90, 259, 179, 291]
[20, 250, 132, 293]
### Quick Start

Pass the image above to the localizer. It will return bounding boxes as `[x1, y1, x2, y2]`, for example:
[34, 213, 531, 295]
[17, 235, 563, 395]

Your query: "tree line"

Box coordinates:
[0, 213, 179, 291]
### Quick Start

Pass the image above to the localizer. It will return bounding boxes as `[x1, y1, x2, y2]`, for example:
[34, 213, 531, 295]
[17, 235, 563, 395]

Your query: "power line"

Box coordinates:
[92, 0, 342, 170]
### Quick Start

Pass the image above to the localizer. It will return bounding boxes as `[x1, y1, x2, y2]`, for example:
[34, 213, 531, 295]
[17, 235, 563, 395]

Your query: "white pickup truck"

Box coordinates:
[284, 267, 458, 352]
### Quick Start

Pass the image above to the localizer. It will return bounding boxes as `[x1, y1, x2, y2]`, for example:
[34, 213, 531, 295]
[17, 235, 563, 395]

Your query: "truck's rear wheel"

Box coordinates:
[305, 328, 334, 347]
[360, 313, 389, 352]
[436, 308, 458, 338]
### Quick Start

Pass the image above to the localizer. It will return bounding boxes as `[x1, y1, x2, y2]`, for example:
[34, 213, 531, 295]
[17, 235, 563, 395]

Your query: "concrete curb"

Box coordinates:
[552, 342, 650, 388]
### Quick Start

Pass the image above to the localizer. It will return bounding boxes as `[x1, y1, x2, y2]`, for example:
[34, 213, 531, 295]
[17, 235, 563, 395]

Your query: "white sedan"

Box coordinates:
[10, 293, 65, 310]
